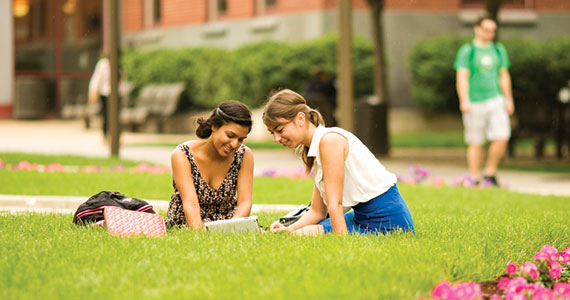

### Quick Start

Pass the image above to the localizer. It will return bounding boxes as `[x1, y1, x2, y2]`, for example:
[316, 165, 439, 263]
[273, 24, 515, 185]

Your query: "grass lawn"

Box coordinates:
[2, 153, 570, 299]
[2, 187, 570, 299]
[0, 152, 313, 202]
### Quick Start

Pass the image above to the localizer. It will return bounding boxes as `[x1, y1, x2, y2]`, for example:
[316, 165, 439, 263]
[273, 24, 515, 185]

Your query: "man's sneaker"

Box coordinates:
[483, 175, 500, 187]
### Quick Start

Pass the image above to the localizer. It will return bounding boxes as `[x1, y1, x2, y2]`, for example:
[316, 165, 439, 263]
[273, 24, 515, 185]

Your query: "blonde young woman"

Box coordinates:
[165, 101, 254, 229]
[264, 89, 414, 236]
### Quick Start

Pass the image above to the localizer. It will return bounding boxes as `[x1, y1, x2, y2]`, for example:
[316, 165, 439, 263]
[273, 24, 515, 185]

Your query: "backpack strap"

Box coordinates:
[469, 42, 502, 69]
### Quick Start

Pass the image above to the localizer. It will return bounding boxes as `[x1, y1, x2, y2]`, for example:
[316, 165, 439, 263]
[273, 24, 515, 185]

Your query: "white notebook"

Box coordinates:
[204, 216, 261, 234]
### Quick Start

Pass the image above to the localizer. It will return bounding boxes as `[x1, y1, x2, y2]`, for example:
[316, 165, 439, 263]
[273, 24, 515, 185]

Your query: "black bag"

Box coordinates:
[73, 191, 156, 226]
[278, 203, 311, 226]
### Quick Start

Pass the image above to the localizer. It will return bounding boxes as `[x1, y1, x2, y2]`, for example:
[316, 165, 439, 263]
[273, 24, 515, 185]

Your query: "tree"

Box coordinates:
[366, 0, 390, 155]
[485, 0, 504, 21]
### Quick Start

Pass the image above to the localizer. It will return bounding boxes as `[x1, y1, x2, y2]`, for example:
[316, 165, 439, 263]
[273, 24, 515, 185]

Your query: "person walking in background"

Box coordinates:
[454, 16, 515, 187]
[165, 101, 254, 229]
[264, 89, 414, 236]
[302, 67, 337, 126]
[88, 54, 111, 141]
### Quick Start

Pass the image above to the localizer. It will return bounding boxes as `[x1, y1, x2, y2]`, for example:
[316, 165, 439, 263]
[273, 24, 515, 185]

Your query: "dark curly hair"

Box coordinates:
[195, 101, 252, 138]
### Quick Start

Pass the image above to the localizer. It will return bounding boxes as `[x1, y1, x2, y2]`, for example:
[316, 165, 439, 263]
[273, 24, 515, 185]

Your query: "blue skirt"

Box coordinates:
[319, 185, 414, 234]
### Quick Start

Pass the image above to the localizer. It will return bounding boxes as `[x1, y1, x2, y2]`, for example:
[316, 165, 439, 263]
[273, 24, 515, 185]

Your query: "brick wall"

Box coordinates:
[324, 0, 369, 10]
[535, 0, 570, 11]
[384, 0, 460, 10]
[122, 0, 144, 32]
[122, 0, 570, 32]
[161, 0, 207, 26]
[220, 0, 256, 19]
[275, 0, 324, 13]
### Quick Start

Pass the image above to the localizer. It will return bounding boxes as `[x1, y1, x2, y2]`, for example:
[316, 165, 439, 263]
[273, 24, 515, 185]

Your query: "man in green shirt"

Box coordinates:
[454, 16, 515, 187]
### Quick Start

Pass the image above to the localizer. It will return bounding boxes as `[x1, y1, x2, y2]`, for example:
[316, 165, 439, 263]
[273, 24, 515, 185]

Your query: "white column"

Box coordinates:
[208, 0, 218, 21]
[0, 0, 14, 108]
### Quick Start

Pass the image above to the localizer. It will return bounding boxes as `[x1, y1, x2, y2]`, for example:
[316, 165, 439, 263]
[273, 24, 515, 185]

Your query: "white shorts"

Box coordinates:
[462, 95, 511, 145]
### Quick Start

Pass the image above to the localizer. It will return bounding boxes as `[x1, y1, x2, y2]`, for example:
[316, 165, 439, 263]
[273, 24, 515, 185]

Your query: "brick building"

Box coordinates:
[1, 0, 569, 119]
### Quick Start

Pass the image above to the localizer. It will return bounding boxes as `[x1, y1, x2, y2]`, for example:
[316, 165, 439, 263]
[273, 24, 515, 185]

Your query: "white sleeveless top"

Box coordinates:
[307, 126, 397, 209]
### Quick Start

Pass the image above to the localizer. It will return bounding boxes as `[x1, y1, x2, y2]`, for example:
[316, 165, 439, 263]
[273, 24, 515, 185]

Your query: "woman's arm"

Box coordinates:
[232, 147, 254, 218]
[171, 149, 204, 230]
[319, 133, 349, 234]
[278, 183, 328, 233]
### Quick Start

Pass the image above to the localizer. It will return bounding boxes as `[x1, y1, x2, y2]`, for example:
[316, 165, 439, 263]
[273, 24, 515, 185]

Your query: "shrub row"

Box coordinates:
[122, 35, 374, 110]
[408, 36, 570, 111]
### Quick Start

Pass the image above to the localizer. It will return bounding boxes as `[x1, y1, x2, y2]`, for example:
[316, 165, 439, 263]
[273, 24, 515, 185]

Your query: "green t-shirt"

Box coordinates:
[454, 42, 510, 102]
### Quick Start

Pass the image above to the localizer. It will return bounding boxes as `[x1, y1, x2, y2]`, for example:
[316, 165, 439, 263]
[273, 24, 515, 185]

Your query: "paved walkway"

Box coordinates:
[0, 119, 568, 213]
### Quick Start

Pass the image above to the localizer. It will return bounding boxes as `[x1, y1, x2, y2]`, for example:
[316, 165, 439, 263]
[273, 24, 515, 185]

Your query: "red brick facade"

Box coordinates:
[535, 0, 570, 10]
[161, 0, 207, 26]
[122, 0, 570, 32]
[123, 0, 144, 32]
[218, 0, 256, 20]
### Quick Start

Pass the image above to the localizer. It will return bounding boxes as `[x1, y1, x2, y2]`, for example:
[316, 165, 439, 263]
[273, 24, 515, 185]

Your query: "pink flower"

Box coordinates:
[452, 282, 482, 300]
[431, 176, 445, 187]
[534, 244, 559, 263]
[83, 165, 101, 173]
[506, 262, 518, 275]
[134, 163, 151, 172]
[549, 261, 562, 279]
[46, 163, 64, 172]
[506, 276, 528, 294]
[520, 262, 539, 280]
[532, 286, 555, 300]
[497, 277, 511, 290]
[489, 295, 501, 300]
[553, 283, 570, 297]
[431, 280, 453, 300]
[16, 160, 32, 170]
[560, 247, 570, 265]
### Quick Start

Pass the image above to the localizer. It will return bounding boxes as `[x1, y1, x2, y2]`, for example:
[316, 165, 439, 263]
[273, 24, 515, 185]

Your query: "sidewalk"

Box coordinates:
[0, 119, 568, 213]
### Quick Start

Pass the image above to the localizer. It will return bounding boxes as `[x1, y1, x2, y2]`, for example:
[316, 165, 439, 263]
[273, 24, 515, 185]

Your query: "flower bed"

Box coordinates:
[423, 245, 570, 300]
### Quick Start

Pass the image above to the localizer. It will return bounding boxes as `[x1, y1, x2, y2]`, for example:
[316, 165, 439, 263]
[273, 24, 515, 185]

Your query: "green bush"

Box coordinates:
[122, 35, 373, 109]
[408, 36, 469, 111]
[408, 36, 570, 111]
[543, 37, 570, 97]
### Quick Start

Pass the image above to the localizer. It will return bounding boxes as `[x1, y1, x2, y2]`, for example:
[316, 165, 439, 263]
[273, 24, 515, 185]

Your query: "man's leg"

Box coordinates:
[484, 138, 508, 177]
[467, 144, 483, 181]
[484, 96, 511, 185]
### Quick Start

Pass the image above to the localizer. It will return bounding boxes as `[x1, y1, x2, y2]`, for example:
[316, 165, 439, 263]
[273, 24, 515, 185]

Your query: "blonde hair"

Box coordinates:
[262, 89, 325, 172]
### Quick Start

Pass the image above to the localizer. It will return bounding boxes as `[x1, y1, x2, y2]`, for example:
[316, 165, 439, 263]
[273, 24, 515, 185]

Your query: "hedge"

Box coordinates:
[408, 36, 570, 111]
[122, 35, 374, 110]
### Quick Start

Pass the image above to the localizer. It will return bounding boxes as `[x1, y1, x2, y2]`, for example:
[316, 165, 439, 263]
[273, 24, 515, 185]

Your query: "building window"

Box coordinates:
[144, 0, 161, 27]
[218, 0, 227, 15]
[266, 0, 277, 9]
[153, 0, 161, 23]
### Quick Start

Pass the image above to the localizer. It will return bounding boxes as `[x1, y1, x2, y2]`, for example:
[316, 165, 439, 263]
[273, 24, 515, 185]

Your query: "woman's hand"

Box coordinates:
[292, 225, 324, 236]
[270, 220, 291, 233]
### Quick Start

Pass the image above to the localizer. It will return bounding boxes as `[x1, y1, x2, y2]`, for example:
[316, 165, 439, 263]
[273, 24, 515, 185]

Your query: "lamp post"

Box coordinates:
[106, 0, 121, 157]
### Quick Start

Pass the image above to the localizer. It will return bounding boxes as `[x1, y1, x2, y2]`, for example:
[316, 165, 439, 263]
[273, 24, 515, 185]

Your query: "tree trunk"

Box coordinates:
[485, 0, 504, 41]
[485, 0, 503, 21]
[368, 0, 387, 105]
[365, 0, 390, 155]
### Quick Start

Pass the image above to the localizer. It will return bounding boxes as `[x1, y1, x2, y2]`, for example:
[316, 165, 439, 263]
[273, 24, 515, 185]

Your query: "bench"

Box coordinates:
[61, 81, 135, 129]
[120, 82, 187, 133]
[508, 92, 566, 158]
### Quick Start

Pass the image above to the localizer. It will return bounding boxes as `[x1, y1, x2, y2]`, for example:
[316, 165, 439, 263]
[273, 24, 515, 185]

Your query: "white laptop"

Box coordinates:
[204, 216, 261, 234]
